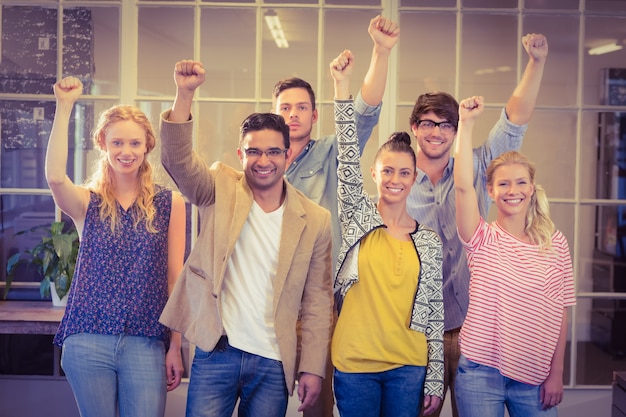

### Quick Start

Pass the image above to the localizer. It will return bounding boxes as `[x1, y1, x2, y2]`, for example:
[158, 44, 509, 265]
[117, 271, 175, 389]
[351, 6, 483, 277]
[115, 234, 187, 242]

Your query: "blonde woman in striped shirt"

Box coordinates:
[452, 96, 575, 417]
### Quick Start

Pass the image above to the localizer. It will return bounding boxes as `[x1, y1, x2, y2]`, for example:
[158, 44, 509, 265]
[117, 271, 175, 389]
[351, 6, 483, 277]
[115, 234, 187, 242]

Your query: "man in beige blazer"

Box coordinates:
[159, 60, 333, 417]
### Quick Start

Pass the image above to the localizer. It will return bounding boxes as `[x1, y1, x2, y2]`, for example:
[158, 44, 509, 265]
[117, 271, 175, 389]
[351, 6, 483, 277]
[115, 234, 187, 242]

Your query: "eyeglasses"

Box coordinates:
[242, 147, 288, 158]
[416, 119, 456, 135]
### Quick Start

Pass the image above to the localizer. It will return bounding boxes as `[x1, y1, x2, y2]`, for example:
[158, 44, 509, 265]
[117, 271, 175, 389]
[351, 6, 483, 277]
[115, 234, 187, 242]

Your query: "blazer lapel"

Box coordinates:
[272, 186, 306, 314]
[213, 175, 254, 293]
[229, 177, 254, 248]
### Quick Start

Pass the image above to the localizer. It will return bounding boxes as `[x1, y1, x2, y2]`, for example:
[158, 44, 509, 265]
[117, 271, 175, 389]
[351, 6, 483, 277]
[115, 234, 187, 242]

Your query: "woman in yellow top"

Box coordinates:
[331, 49, 444, 417]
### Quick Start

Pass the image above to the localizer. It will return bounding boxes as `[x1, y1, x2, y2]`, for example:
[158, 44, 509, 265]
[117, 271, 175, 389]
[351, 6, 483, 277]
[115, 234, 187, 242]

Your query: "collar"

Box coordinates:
[415, 157, 454, 183]
[292, 140, 314, 165]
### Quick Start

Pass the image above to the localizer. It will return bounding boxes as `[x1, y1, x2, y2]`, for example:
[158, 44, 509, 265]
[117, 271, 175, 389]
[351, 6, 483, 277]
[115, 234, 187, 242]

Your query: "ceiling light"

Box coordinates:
[588, 42, 623, 55]
[264, 10, 289, 49]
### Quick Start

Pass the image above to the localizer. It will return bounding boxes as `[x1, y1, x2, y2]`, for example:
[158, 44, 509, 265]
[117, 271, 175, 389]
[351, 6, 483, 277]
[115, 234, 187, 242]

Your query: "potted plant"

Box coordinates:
[5, 221, 79, 305]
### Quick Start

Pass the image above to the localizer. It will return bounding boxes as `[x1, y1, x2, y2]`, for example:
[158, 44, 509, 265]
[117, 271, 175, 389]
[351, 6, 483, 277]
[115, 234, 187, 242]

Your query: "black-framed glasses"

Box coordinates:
[416, 119, 456, 135]
[242, 147, 288, 158]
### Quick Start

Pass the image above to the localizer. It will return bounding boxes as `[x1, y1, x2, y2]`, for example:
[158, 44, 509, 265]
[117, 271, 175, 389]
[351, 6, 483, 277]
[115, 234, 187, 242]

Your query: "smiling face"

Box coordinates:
[411, 111, 456, 162]
[371, 150, 417, 205]
[237, 128, 290, 194]
[488, 162, 535, 219]
[274, 87, 318, 144]
[103, 120, 148, 177]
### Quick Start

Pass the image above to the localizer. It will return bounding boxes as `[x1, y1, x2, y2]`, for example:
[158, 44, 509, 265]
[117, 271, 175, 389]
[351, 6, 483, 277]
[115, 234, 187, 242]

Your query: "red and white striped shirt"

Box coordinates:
[459, 218, 576, 385]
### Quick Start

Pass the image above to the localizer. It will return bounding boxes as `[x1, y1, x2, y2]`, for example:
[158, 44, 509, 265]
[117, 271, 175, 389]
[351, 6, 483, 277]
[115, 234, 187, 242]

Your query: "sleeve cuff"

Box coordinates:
[354, 90, 382, 117]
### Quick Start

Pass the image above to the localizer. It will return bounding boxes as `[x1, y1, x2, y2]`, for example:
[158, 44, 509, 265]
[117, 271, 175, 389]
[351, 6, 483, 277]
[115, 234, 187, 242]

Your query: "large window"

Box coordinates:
[1, 0, 626, 390]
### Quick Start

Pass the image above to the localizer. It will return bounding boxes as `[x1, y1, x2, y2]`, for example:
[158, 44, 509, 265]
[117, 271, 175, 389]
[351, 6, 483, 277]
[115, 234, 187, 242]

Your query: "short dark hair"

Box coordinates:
[239, 113, 290, 148]
[375, 131, 416, 168]
[272, 77, 316, 111]
[409, 92, 459, 131]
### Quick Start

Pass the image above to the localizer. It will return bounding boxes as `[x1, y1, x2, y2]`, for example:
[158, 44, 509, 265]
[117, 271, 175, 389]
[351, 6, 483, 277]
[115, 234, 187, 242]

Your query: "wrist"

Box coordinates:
[372, 44, 392, 57]
[334, 82, 351, 100]
[175, 87, 196, 101]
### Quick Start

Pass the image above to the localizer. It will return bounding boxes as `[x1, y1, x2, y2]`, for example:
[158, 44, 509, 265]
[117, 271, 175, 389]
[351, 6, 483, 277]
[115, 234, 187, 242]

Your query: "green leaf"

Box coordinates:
[6, 252, 25, 273]
[50, 221, 64, 236]
[4, 253, 26, 299]
[40, 277, 51, 299]
[5, 220, 79, 301]
[56, 272, 70, 299]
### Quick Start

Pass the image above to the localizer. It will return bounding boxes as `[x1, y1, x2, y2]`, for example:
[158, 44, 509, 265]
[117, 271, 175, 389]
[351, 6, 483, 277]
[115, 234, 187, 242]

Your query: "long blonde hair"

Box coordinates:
[486, 151, 554, 250]
[84, 105, 158, 233]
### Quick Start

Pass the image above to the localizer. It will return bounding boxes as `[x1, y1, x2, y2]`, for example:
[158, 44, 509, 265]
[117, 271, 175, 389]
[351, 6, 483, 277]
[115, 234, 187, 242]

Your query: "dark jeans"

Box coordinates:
[186, 337, 288, 417]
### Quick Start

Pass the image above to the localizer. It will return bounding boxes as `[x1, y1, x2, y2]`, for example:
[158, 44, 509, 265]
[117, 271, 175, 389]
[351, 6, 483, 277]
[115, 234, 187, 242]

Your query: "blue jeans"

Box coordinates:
[186, 336, 288, 417]
[61, 333, 167, 417]
[455, 354, 558, 417]
[333, 365, 427, 417]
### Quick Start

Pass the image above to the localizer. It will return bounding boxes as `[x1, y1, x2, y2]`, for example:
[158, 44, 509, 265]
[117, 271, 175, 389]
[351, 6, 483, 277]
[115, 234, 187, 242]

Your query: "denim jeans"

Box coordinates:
[186, 336, 288, 417]
[455, 354, 558, 417]
[333, 365, 427, 417]
[61, 333, 167, 417]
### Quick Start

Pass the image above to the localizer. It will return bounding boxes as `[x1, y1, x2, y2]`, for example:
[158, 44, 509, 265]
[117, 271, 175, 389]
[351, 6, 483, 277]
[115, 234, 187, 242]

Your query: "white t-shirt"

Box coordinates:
[221, 201, 284, 361]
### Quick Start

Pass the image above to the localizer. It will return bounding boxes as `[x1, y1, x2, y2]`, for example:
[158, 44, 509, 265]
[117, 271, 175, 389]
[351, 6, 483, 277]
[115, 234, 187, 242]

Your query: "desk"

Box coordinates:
[0, 300, 64, 335]
[0, 300, 64, 376]
[0, 300, 77, 416]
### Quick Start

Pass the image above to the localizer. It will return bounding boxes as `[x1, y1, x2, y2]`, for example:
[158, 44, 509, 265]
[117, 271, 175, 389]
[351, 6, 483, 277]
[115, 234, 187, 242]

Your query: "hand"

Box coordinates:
[330, 49, 354, 83]
[459, 96, 484, 122]
[296, 372, 322, 412]
[368, 15, 400, 51]
[522, 33, 548, 62]
[164, 346, 184, 392]
[53, 76, 83, 104]
[422, 395, 442, 416]
[540, 372, 564, 410]
[174, 60, 206, 92]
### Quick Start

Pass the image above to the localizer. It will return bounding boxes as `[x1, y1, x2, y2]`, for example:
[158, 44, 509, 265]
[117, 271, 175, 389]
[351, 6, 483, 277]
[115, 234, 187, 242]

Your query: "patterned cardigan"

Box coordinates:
[334, 98, 445, 398]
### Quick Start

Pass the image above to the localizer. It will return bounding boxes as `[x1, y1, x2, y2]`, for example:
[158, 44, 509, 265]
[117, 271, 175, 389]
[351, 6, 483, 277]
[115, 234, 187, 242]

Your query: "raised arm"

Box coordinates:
[168, 60, 206, 122]
[332, 49, 367, 234]
[45, 77, 90, 224]
[360, 15, 400, 106]
[505, 33, 548, 125]
[454, 96, 484, 242]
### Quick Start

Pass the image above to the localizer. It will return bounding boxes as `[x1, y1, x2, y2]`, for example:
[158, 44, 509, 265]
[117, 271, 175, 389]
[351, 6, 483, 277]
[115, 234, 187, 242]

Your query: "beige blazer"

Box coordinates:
[158, 111, 333, 394]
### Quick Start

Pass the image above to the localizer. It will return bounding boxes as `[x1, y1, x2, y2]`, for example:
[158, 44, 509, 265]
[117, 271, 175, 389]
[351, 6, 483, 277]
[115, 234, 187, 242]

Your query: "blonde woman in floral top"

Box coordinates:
[46, 76, 186, 417]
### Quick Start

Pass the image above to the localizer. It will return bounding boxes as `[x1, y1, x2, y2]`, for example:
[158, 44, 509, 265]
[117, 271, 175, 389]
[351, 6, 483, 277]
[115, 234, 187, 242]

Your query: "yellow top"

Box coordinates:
[332, 228, 428, 373]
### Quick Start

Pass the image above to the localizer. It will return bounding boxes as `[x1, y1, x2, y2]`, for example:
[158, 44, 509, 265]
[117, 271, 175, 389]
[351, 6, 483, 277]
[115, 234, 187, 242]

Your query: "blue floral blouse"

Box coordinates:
[54, 186, 172, 346]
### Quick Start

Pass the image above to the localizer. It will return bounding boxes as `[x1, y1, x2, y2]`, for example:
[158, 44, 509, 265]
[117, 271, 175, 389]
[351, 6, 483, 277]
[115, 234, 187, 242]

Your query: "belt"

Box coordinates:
[445, 327, 461, 334]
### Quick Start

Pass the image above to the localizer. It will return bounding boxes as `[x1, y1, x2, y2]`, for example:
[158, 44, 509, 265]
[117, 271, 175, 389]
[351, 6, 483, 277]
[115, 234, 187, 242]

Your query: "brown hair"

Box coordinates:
[272, 77, 316, 111]
[409, 92, 459, 131]
[375, 131, 416, 168]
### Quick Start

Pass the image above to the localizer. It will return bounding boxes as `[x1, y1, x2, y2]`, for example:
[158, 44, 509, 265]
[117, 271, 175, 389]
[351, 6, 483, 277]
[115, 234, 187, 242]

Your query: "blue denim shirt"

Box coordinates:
[406, 108, 527, 331]
[285, 92, 381, 271]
